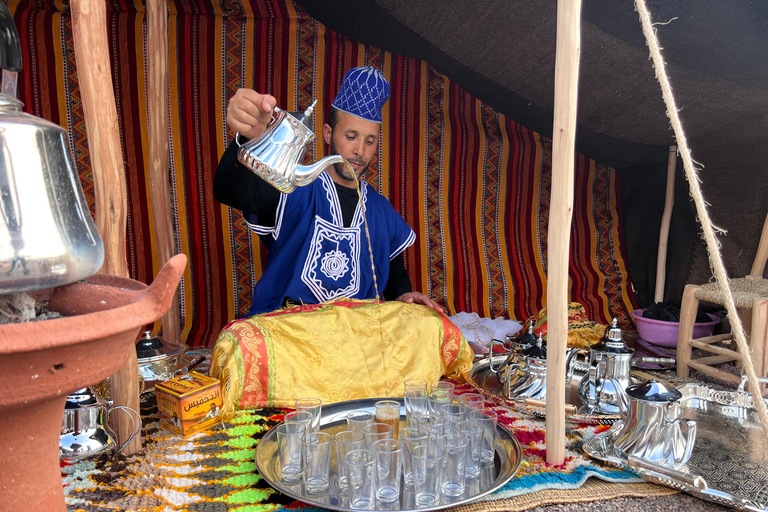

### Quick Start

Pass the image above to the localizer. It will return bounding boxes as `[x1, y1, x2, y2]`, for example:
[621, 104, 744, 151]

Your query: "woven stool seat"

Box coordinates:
[695, 277, 768, 309]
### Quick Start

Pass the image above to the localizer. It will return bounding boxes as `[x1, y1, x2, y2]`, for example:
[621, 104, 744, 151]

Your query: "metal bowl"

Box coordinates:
[135, 331, 191, 390]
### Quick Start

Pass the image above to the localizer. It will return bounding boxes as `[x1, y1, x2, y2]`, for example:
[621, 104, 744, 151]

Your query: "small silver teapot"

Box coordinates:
[59, 387, 141, 462]
[488, 321, 537, 382]
[236, 100, 347, 193]
[611, 378, 697, 468]
[493, 332, 582, 401]
[578, 318, 634, 414]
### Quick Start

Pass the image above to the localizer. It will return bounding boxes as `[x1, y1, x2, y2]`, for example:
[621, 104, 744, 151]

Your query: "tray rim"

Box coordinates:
[254, 397, 522, 512]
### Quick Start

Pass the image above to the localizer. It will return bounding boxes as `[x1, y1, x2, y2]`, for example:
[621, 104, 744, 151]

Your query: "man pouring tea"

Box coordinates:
[215, 66, 443, 316]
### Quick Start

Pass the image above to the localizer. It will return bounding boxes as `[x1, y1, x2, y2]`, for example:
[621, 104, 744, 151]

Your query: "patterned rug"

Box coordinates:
[61, 382, 661, 512]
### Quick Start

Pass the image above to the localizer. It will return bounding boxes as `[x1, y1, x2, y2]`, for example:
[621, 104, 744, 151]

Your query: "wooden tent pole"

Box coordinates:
[71, 0, 141, 455]
[750, 212, 768, 277]
[147, 0, 180, 343]
[654, 145, 677, 303]
[546, 0, 582, 466]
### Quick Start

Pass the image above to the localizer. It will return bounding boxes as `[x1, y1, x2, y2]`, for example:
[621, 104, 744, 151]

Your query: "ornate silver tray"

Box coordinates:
[466, 355, 624, 424]
[584, 382, 768, 512]
[255, 397, 522, 512]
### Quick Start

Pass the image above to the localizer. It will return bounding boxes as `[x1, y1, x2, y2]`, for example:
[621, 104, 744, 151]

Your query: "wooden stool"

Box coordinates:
[677, 213, 768, 385]
[676, 281, 768, 384]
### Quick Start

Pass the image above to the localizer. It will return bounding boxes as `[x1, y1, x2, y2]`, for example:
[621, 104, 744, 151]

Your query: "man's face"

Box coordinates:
[323, 111, 380, 187]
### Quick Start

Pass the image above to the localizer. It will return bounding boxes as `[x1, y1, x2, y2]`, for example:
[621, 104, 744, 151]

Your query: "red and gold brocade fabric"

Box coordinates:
[210, 298, 473, 415]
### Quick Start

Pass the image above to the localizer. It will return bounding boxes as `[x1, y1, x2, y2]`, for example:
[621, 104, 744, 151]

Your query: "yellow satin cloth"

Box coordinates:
[531, 302, 609, 349]
[210, 298, 473, 416]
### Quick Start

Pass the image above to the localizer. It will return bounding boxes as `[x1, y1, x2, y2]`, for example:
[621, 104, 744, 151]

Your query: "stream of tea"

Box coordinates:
[346, 161, 384, 344]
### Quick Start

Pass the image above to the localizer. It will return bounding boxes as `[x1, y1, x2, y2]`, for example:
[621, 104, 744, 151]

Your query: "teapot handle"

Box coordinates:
[234, 108, 279, 148]
[488, 339, 512, 374]
[669, 415, 697, 469]
[565, 348, 587, 383]
[586, 357, 606, 413]
[107, 405, 142, 458]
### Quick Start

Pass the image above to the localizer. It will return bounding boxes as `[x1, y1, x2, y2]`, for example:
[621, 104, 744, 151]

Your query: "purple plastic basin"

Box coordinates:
[631, 309, 721, 348]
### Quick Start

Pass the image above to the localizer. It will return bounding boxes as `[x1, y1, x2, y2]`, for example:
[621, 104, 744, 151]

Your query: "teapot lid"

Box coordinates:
[0, 94, 23, 110]
[625, 379, 682, 402]
[591, 318, 633, 354]
[135, 330, 187, 362]
[524, 333, 547, 360]
[65, 387, 105, 409]
[289, 99, 317, 130]
[508, 320, 537, 348]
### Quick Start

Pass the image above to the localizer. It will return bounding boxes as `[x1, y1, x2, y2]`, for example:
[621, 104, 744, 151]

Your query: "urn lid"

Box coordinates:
[507, 320, 537, 349]
[525, 333, 547, 360]
[626, 379, 682, 402]
[135, 331, 187, 362]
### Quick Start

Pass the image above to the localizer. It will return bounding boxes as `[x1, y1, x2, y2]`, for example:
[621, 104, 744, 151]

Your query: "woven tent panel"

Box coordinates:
[9, 0, 637, 346]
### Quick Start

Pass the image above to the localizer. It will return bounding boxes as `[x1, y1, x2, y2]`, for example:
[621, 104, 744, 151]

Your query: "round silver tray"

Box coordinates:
[255, 397, 522, 512]
[466, 355, 625, 424]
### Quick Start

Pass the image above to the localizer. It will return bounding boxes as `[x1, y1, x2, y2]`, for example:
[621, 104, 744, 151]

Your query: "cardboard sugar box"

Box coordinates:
[155, 371, 222, 435]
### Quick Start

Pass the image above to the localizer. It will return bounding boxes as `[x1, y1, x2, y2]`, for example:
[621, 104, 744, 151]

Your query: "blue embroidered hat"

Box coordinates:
[331, 66, 391, 123]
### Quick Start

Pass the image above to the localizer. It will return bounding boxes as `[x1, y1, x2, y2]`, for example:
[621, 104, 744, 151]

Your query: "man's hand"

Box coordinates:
[227, 89, 277, 141]
[395, 291, 444, 314]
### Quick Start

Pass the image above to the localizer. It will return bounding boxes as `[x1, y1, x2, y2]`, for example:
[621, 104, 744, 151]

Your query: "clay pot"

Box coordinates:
[0, 253, 187, 512]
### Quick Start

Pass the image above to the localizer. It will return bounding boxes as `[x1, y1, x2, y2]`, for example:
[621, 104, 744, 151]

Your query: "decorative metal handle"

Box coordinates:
[488, 339, 511, 375]
[631, 357, 676, 368]
[565, 348, 587, 383]
[627, 455, 707, 490]
[234, 108, 278, 148]
[676, 417, 697, 469]
[737, 374, 768, 392]
[587, 357, 607, 413]
[109, 405, 142, 458]
[173, 354, 206, 377]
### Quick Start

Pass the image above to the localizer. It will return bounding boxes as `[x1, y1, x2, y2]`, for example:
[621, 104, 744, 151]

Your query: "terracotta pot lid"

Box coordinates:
[135, 331, 187, 362]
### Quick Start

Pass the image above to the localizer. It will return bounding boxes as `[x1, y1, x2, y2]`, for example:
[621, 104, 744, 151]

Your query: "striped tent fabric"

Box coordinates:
[8, 0, 637, 347]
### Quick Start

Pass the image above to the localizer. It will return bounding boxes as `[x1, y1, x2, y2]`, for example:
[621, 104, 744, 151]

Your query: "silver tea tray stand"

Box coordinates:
[468, 355, 625, 424]
[255, 397, 523, 512]
[584, 382, 768, 512]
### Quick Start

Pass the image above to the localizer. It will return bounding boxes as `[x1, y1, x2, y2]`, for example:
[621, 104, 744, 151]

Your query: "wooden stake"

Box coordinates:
[71, 0, 141, 455]
[546, 0, 582, 466]
[751, 213, 768, 277]
[654, 145, 677, 303]
[147, 0, 181, 344]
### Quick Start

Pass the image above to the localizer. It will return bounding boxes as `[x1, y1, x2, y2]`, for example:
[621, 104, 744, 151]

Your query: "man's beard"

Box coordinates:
[329, 140, 369, 181]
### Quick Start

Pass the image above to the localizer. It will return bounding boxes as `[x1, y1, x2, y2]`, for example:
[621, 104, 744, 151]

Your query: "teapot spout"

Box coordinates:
[295, 155, 348, 187]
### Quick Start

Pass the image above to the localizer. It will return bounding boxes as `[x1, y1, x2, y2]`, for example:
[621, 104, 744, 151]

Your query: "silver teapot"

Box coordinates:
[611, 378, 697, 468]
[578, 318, 634, 414]
[236, 100, 347, 193]
[0, 1, 104, 294]
[492, 332, 582, 401]
[59, 387, 140, 462]
[489, 321, 537, 382]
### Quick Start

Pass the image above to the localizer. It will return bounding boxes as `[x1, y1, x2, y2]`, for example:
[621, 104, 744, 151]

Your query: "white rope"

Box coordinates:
[635, 0, 768, 445]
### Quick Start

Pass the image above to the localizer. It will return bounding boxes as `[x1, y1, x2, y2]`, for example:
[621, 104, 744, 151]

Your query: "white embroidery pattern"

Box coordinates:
[319, 173, 343, 226]
[301, 216, 361, 302]
[320, 246, 350, 281]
